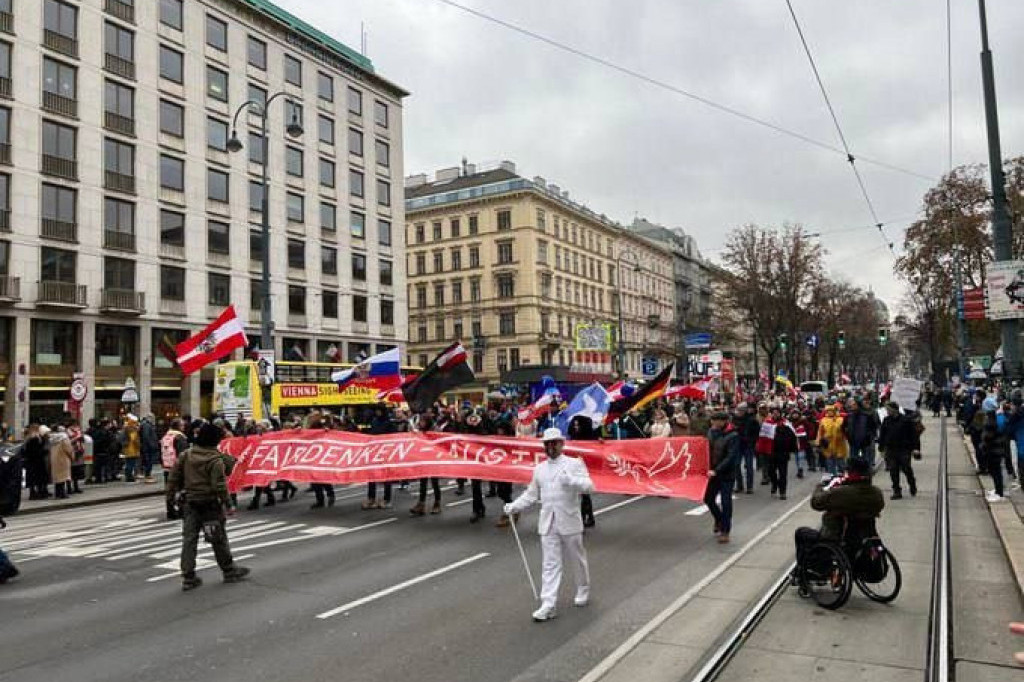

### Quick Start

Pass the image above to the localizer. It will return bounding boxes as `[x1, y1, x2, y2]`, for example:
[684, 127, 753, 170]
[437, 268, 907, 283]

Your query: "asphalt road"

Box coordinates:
[0, 473, 820, 682]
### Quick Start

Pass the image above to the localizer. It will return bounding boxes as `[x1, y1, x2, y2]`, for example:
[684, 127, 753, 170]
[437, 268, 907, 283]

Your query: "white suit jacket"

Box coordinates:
[507, 455, 595, 535]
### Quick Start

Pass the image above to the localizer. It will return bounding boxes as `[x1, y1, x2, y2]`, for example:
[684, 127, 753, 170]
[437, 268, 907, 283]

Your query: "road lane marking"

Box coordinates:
[146, 554, 256, 582]
[594, 496, 644, 516]
[145, 523, 301, 560]
[576, 493, 812, 682]
[685, 505, 710, 516]
[86, 520, 270, 558]
[446, 498, 474, 507]
[316, 552, 491, 619]
[226, 518, 397, 554]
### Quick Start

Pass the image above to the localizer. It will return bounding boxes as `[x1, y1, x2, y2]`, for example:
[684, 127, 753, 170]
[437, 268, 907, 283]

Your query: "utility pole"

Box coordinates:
[978, 0, 1019, 380]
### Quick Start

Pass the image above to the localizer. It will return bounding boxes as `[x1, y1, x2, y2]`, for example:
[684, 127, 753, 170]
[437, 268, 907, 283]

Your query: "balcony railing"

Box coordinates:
[41, 217, 77, 242]
[41, 154, 77, 180]
[0, 142, 9, 165]
[0, 11, 12, 35]
[38, 281, 86, 307]
[104, 111, 135, 137]
[104, 170, 135, 194]
[0, 209, 9, 233]
[104, 53, 135, 80]
[100, 288, 144, 313]
[42, 91, 77, 118]
[104, 0, 135, 24]
[103, 229, 135, 251]
[0, 275, 19, 301]
[42, 30, 78, 58]
[159, 242, 185, 260]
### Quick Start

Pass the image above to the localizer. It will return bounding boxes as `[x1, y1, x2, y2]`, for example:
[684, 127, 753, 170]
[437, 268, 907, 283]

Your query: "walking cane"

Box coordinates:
[508, 512, 539, 601]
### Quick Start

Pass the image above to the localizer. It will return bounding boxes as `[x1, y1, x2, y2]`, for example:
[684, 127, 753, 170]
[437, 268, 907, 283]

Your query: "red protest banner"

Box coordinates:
[223, 430, 710, 500]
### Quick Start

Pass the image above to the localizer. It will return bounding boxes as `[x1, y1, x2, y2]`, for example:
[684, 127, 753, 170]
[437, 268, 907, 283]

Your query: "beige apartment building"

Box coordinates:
[0, 0, 407, 430]
[404, 161, 675, 399]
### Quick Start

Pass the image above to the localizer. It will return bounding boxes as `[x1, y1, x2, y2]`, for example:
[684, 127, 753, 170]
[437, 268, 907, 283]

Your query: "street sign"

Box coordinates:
[121, 377, 139, 404]
[685, 332, 712, 349]
[69, 378, 87, 402]
[967, 355, 993, 370]
[642, 356, 659, 376]
[806, 333, 820, 349]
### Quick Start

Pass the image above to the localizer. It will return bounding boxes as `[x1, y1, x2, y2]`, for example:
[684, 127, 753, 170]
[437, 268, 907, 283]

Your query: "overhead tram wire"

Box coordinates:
[783, 0, 897, 259]
[430, 0, 936, 184]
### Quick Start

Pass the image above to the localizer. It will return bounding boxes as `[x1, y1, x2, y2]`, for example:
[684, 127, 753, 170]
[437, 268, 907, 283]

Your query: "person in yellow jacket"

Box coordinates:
[120, 415, 141, 482]
[815, 404, 849, 476]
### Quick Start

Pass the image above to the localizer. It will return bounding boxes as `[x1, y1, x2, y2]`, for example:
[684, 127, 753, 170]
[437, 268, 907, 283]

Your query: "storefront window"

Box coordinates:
[95, 324, 137, 369]
[152, 327, 188, 370]
[31, 319, 78, 368]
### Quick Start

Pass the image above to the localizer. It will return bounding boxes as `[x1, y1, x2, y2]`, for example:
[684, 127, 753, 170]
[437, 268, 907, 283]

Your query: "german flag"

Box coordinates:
[604, 363, 674, 424]
[157, 334, 179, 369]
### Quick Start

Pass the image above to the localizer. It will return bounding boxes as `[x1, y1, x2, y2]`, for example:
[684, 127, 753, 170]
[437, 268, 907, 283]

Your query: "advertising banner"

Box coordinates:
[225, 431, 710, 500]
[272, 383, 381, 408]
[985, 260, 1024, 320]
[575, 324, 613, 352]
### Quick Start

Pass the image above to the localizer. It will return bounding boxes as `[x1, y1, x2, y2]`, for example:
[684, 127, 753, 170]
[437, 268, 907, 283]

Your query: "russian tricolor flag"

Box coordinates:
[331, 347, 402, 391]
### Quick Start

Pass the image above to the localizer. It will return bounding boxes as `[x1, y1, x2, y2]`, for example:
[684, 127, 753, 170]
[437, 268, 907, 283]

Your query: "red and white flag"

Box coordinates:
[175, 306, 248, 375]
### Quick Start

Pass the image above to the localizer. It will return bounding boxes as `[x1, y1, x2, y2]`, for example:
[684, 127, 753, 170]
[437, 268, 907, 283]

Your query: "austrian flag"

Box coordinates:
[175, 306, 248, 375]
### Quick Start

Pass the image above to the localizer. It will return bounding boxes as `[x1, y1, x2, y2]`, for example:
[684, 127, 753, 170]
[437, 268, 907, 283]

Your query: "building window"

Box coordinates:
[206, 14, 227, 51]
[249, 228, 263, 262]
[416, 284, 427, 308]
[379, 219, 391, 246]
[319, 158, 335, 188]
[497, 241, 513, 264]
[284, 54, 302, 86]
[377, 179, 391, 207]
[247, 35, 266, 69]
[350, 211, 365, 239]
[159, 99, 183, 137]
[160, 265, 185, 300]
[451, 248, 462, 271]
[450, 218, 460, 238]
[497, 274, 515, 298]
[452, 318, 464, 341]
[497, 209, 512, 231]
[286, 146, 303, 177]
[160, 0, 183, 30]
[206, 65, 228, 102]
[348, 87, 362, 115]
[103, 197, 134, 244]
[40, 247, 75, 284]
[432, 222, 442, 241]
[469, 278, 481, 302]
[159, 45, 183, 83]
[352, 253, 367, 281]
[510, 348, 521, 369]
[104, 22, 135, 76]
[434, 318, 445, 341]
[320, 202, 336, 231]
[353, 295, 367, 322]
[433, 251, 443, 273]
[375, 139, 389, 167]
[380, 260, 392, 286]
[497, 349, 508, 374]
[286, 100, 303, 125]
[286, 192, 304, 222]
[469, 246, 480, 268]
[452, 280, 463, 303]
[103, 256, 135, 291]
[348, 127, 363, 156]
[288, 285, 304, 314]
[537, 240, 548, 264]
[381, 299, 394, 325]
[469, 215, 479, 235]
[207, 116, 228, 151]
[207, 168, 228, 202]
[322, 290, 338, 318]
[414, 253, 425, 275]
[318, 72, 333, 101]
[104, 137, 134, 181]
[44, 0, 77, 43]
[434, 283, 445, 307]
[414, 224, 425, 243]
[537, 209, 546, 230]
[318, 115, 334, 144]
[160, 209, 184, 246]
[247, 131, 265, 164]
[248, 279, 263, 312]
[287, 239, 304, 269]
[208, 272, 230, 306]
[472, 320, 482, 338]
[321, 246, 337, 275]
[248, 82, 267, 111]
[350, 169, 364, 198]
[207, 220, 229, 254]
[160, 155, 184, 191]
[249, 180, 264, 212]
[472, 350, 484, 374]
[374, 100, 388, 127]
[43, 57, 76, 103]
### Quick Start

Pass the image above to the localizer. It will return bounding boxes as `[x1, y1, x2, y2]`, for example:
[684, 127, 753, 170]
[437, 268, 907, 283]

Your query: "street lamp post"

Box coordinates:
[226, 93, 304, 362]
[615, 249, 640, 379]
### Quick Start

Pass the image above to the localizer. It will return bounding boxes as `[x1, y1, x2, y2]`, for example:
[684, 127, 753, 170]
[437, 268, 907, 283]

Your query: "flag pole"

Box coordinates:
[508, 513, 539, 601]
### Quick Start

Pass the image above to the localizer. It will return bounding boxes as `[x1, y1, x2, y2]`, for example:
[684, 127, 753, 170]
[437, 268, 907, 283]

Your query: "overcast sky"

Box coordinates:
[280, 0, 1024, 312]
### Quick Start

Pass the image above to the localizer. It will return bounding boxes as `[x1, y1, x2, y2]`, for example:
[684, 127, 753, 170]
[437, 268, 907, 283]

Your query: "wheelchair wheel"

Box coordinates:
[798, 543, 852, 610]
[853, 543, 902, 603]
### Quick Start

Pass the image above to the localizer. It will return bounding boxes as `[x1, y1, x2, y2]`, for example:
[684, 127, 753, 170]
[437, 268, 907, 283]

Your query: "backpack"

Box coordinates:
[853, 539, 888, 583]
[160, 431, 183, 469]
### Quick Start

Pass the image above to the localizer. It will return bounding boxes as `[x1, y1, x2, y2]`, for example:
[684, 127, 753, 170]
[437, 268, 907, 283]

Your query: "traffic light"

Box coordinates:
[779, 333, 788, 351]
[878, 327, 888, 346]
[838, 330, 846, 349]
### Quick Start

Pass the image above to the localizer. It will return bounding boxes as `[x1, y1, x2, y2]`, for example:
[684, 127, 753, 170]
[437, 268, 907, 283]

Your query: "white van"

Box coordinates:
[800, 381, 828, 401]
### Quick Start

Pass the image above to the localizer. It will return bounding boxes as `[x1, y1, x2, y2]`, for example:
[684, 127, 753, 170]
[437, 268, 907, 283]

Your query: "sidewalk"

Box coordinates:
[17, 474, 166, 516]
[589, 416, 1024, 682]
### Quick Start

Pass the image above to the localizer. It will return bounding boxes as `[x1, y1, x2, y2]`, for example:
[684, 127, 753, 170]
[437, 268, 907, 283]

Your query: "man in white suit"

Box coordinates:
[505, 427, 595, 622]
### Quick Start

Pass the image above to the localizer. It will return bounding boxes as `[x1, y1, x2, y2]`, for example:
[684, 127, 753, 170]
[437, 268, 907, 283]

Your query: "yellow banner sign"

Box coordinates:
[271, 383, 379, 408]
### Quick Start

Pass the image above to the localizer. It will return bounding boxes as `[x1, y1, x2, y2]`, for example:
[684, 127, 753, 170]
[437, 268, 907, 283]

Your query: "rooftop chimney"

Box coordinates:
[435, 167, 460, 182]
[465, 163, 477, 175]
[499, 160, 516, 174]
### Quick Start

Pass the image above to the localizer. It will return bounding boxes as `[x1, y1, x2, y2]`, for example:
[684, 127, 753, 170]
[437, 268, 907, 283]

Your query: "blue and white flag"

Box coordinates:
[554, 382, 612, 435]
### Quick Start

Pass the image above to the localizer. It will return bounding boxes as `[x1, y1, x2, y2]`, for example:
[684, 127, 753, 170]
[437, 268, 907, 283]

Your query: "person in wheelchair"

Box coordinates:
[794, 456, 885, 570]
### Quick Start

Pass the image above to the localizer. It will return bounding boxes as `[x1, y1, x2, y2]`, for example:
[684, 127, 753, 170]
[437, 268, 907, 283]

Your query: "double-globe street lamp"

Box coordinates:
[225, 93, 304, 359]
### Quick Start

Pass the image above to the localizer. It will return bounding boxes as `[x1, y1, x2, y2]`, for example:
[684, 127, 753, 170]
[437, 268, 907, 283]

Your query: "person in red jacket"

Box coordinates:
[754, 403, 774, 486]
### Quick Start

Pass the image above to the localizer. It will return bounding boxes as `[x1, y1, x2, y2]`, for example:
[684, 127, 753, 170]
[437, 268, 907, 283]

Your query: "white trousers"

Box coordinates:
[539, 532, 589, 608]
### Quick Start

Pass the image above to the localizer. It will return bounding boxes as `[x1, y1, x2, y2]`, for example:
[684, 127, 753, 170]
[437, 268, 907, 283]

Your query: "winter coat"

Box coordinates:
[811, 476, 885, 543]
[140, 420, 160, 457]
[49, 433, 74, 483]
[165, 445, 231, 506]
[707, 425, 741, 481]
[120, 422, 140, 458]
[844, 408, 880, 448]
[689, 413, 711, 437]
[816, 411, 849, 459]
[878, 413, 921, 456]
[23, 435, 49, 487]
[647, 419, 672, 439]
[772, 420, 799, 456]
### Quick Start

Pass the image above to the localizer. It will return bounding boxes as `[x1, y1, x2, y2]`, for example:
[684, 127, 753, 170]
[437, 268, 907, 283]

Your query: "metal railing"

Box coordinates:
[104, 111, 135, 137]
[104, 0, 135, 23]
[104, 170, 135, 194]
[42, 30, 78, 58]
[103, 229, 135, 251]
[104, 53, 135, 80]
[38, 281, 86, 306]
[40, 217, 76, 242]
[101, 288, 143, 312]
[42, 91, 77, 118]
[926, 416, 952, 682]
[0, 11, 12, 34]
[41, 154, 77, 180]
[0, 275, 19, 300]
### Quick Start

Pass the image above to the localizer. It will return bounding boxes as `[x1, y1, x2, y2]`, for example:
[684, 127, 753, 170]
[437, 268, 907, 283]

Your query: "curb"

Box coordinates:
[16, 489, 165, 516]
[958, 431, 1024, 601]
